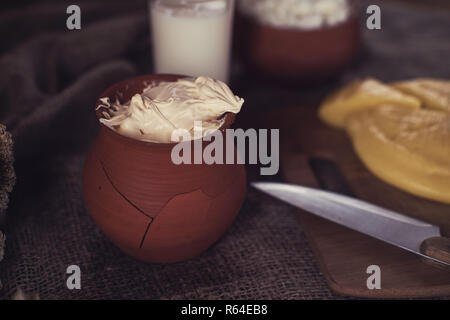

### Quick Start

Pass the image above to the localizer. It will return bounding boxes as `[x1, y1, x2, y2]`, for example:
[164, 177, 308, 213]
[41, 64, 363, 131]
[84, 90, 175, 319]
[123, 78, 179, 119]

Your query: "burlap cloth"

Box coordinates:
[0, 124, 15, 279]
[0, 0, 449, 299]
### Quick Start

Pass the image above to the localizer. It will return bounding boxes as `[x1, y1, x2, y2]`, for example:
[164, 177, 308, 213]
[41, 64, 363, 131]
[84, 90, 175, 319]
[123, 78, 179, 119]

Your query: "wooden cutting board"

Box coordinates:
[244, 105, 450, 298]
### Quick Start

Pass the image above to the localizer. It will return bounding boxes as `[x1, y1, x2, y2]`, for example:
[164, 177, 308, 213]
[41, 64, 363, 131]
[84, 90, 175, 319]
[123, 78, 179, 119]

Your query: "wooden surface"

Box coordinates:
[247, 105, 450, 298]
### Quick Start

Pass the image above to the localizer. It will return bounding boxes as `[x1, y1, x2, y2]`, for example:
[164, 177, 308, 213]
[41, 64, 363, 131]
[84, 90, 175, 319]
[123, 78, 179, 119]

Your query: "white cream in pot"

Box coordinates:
[98, 76, 244, 143]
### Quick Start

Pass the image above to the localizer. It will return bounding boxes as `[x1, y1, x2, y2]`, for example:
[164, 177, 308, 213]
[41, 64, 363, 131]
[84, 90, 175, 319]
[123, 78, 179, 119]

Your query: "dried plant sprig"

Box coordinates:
[12, 288, 40, 300]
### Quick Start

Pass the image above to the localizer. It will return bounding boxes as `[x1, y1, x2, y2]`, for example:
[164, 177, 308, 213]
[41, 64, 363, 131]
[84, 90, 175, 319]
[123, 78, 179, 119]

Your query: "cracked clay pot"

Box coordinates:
[83, 74, 247, 263]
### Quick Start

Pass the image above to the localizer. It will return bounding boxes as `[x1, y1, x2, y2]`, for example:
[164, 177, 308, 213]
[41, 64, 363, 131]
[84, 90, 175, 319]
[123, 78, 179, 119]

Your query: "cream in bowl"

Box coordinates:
[98, 76, 243, 143]
[236, 0, 361, 82]
[239, 0, 351, 29]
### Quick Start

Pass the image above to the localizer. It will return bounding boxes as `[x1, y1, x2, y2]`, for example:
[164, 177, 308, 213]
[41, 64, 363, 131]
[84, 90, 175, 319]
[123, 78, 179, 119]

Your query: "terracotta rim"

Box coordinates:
[95, 74, 237, 147]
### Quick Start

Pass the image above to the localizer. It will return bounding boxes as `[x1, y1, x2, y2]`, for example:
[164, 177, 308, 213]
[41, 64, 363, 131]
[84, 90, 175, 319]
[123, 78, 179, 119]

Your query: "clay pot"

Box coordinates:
[235, 1, 361, 83]
[83, 74, 247, 263]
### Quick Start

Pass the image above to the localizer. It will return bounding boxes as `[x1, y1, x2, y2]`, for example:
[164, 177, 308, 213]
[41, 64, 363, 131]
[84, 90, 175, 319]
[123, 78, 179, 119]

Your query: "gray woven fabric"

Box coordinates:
[0, 125, 15, 224]
[0, 0, 449, 299]
[0, 124, 15, 289]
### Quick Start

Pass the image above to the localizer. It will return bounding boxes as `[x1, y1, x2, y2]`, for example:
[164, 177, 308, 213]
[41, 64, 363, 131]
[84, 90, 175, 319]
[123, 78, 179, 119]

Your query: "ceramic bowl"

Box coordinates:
[83, 74, 247, 263]
[235, 1, 361, 83]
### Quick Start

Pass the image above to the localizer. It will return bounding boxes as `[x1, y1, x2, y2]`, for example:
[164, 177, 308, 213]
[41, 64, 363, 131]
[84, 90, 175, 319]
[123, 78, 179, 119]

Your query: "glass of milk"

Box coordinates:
[150, 0, 235, 83]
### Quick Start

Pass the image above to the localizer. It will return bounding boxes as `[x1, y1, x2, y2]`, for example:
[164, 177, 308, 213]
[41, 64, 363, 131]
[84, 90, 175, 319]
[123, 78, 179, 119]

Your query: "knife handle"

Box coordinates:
[420, 237, 450, 272]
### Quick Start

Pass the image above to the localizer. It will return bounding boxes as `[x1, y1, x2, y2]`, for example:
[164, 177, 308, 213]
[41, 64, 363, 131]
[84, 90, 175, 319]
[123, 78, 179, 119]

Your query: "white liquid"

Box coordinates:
[150, 0, 234, 83]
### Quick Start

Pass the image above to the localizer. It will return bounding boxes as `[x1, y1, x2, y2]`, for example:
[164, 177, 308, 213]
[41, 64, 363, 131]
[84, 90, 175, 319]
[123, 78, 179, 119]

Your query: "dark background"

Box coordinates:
[0, 0, 449, 300]
[4, 0, 450, 10]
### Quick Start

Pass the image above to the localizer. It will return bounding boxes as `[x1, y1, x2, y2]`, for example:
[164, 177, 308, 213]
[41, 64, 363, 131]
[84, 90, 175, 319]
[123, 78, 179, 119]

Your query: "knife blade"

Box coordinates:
[252, 181, 450, 268]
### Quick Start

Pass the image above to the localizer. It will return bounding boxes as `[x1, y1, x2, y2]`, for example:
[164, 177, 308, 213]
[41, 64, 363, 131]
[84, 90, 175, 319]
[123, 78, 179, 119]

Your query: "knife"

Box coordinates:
[252, 182, 450, 270]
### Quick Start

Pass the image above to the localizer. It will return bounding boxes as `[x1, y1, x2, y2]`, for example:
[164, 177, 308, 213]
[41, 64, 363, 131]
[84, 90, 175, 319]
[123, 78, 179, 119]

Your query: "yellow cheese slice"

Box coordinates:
[394, 78, 450, 113]
[319, 78, 421, 128]
[346, 105, 450, 204]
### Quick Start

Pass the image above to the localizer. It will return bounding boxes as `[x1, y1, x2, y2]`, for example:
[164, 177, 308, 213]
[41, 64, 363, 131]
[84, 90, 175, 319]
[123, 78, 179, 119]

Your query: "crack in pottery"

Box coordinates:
[99, 159, 230, 250]
[100, 160, 154, 219]
[100, 160, 155, 249]
[139, 221, 153, 249]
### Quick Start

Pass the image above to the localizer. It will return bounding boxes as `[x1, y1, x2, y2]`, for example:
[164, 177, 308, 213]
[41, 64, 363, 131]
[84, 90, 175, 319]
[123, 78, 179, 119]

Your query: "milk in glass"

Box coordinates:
[150, 0, 235, 82]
